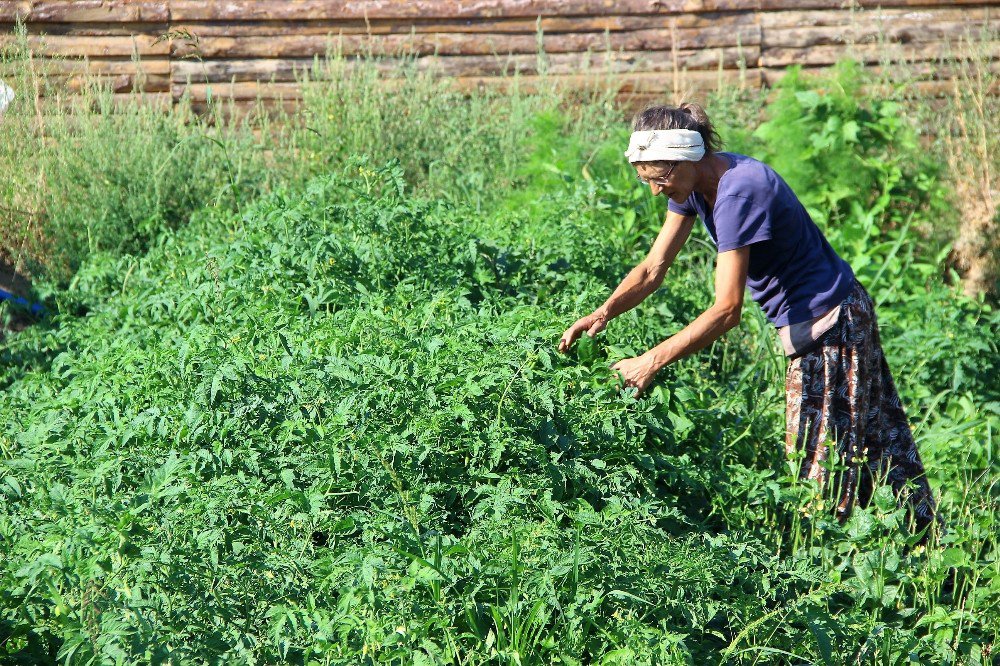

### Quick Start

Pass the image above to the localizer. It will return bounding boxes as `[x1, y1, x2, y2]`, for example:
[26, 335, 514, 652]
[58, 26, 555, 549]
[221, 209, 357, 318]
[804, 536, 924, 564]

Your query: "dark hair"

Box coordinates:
[631, 102, 722, 157]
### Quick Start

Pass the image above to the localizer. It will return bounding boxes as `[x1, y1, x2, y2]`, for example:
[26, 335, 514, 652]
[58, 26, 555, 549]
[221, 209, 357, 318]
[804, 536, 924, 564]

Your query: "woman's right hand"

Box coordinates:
[558, 310, 609, 353]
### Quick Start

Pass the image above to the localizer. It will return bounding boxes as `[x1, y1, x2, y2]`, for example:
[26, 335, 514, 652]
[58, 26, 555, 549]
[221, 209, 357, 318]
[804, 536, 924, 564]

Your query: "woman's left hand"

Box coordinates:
[610, 354, 660, 397]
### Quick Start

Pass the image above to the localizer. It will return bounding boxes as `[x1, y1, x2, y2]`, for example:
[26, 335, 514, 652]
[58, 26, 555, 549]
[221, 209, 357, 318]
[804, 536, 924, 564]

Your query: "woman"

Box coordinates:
[557, 103, 937, 536]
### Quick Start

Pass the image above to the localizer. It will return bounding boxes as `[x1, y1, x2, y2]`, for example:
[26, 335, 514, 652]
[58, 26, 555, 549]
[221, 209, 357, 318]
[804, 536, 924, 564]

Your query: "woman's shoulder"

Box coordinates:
[717, 152, 787, 202]
[720, 151, 774, 178]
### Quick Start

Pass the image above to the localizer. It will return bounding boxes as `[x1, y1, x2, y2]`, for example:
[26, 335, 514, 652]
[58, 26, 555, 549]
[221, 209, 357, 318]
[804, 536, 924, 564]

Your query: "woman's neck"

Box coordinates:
[692, 153, 730, 207]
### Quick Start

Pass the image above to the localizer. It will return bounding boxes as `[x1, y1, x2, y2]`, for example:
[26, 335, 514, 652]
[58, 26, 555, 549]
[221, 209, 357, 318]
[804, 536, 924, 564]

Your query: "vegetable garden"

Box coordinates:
[1, 49, 999, 665]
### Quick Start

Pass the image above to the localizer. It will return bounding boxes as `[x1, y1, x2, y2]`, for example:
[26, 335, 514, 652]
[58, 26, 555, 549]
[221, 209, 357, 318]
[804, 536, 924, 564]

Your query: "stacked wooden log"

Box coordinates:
[0, 0, 996, 110]
[0, 1, 171, 108]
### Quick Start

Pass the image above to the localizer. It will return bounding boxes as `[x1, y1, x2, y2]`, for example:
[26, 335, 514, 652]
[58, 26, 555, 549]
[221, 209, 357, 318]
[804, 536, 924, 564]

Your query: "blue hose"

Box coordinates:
[0, 287, 45, 316]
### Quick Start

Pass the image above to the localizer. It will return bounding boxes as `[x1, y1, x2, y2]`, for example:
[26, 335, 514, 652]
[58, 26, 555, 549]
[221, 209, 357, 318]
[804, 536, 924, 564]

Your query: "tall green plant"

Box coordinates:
[752, 61, 941, 275]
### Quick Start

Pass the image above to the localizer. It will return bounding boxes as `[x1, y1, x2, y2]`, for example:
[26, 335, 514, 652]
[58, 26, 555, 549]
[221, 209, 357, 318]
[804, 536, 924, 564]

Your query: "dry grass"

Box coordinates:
[939, 35, 1000, 296]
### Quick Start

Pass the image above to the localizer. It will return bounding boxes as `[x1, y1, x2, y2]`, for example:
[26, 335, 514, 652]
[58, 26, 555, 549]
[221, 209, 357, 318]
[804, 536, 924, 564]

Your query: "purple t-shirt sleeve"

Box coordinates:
[667, 198, 697, 217]
[712, 194, 773, 252]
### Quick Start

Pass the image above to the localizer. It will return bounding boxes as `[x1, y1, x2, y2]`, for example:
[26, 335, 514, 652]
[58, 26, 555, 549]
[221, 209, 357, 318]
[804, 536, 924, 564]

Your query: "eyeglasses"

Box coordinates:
[636, 161, 678, 185]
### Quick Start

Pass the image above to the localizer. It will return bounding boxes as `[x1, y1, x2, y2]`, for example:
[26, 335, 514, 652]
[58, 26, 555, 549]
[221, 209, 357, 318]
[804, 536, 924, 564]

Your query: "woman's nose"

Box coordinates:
[650, 182, 664, 196]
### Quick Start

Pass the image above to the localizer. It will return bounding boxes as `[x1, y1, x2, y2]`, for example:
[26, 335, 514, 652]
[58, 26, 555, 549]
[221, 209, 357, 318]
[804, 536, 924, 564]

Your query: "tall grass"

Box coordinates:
[936, 31, 1000, 296]
[4, 26, 995, 298]
[861, 21, 1000, 296]
[0, 33, 267, 285]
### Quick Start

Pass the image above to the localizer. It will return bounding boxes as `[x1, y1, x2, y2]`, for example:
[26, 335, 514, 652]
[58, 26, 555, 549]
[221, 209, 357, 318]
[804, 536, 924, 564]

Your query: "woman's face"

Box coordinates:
[634, 161, 693, 204]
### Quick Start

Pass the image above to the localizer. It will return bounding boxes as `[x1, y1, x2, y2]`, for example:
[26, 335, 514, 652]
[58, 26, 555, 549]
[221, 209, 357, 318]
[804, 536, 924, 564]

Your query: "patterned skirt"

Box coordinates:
[784, 279, 938, 537]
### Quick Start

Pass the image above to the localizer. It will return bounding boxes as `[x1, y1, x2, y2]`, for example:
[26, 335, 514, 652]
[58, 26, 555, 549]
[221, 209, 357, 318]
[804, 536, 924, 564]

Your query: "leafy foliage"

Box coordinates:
[1, 61, 998, 665]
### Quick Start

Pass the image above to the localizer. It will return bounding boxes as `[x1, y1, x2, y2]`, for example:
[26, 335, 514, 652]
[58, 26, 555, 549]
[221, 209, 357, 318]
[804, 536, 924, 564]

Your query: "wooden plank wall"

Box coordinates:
[0, 1, 996, 112]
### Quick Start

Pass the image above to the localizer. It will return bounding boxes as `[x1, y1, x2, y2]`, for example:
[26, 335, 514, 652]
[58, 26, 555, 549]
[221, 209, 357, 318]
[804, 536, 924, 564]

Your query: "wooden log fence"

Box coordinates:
[0, 0, 996, 110]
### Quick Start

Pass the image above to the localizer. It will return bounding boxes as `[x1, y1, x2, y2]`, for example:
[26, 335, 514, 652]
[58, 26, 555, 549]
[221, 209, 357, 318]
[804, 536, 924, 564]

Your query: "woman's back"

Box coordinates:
[668, 151, 855, 327]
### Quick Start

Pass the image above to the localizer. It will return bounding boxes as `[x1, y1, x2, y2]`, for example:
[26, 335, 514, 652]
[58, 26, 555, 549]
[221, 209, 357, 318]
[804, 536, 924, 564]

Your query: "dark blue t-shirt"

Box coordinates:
[667, 152, 855, 327]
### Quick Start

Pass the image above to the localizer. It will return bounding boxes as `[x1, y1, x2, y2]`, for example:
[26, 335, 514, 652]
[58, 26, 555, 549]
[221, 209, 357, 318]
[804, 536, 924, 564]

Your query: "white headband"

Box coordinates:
[624, 129, 705, 163]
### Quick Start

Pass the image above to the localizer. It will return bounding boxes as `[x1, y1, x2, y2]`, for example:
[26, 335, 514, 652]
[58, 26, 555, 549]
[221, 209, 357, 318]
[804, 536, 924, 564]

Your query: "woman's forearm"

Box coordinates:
[596, 262, 662, 320]
[647, 247, 748, 368]
[647, 303, 740, 368]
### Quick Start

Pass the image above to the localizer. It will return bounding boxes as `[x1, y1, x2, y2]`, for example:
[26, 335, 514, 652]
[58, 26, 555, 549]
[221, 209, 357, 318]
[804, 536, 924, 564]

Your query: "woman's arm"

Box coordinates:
[648, 245, 749, 365]
[612, 246, 750, 393]
[558, 210, 695, 353]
